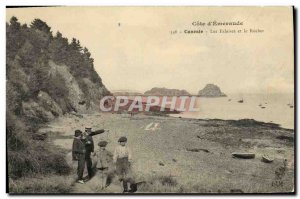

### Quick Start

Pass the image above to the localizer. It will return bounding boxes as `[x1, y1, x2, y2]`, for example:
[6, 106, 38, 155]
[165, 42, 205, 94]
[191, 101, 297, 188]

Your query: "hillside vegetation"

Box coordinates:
[7, 17, 109, 192]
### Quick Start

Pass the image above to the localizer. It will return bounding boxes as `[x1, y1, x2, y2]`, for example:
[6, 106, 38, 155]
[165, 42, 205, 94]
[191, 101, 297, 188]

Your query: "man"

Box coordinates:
[72, 130, 86, 184]
[83, 127, 109, 180]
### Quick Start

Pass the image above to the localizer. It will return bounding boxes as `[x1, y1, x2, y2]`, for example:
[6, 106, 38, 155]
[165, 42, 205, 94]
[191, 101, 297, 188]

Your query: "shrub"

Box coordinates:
[7, 112, 71, 179]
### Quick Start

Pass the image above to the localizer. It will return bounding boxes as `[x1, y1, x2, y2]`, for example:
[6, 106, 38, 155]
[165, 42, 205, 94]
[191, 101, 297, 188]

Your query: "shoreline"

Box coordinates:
[167, 114, 294, 131]
[32, 112, 295, 193]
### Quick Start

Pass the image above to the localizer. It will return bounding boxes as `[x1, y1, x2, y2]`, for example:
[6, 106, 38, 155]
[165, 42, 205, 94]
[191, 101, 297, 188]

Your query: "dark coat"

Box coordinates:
[72, 138, 86, 161]
[85, 129, 105, 154]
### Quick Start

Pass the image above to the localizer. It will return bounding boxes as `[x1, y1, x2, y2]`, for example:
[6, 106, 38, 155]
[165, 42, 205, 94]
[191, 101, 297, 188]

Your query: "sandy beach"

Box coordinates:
[39, 112, 294, 193]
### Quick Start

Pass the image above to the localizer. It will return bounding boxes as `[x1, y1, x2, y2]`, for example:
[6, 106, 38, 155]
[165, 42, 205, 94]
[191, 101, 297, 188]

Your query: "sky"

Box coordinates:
[6, 7, 294, 94]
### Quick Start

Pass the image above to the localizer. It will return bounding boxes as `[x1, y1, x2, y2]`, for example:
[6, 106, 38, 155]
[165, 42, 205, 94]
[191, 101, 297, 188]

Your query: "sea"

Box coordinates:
[169, 93, 294, 129]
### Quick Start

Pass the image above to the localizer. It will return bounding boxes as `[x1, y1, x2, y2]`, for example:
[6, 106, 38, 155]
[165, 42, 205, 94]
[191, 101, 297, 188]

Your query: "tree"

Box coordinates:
[30, 18, 51, 34]
[9, 16, 20, 30]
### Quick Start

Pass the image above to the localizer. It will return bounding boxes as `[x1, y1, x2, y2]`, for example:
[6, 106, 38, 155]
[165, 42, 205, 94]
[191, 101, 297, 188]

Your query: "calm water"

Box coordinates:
[170, 93, 294, 129]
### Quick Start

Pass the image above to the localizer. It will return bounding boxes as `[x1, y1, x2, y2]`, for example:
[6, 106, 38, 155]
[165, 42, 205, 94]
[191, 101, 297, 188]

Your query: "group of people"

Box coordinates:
[72, 127, 137, 193]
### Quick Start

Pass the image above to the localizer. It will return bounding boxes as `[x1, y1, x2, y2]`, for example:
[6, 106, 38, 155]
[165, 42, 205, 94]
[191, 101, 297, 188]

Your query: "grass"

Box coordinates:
[9, 174, 74, 193]
[7, 111, 73, 193]
[137, 173, 294, 193]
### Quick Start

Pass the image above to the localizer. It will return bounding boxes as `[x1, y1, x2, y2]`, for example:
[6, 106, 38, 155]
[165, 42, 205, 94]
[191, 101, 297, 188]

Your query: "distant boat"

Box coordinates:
[261, 106, 266, 109]
[258, 104, 262, 107]
[232, 152, 255, 159]
[290, 105, 294, 108]
[228, 99, 231, 101]
[238, 98, 244, 103]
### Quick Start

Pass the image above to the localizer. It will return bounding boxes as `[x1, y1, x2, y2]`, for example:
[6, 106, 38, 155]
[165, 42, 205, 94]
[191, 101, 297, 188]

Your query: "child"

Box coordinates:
[113, 136, 137, 193]
[72, 130, 86, 184]
[94, 140, 114, 189]
[83, 127, 108, 180]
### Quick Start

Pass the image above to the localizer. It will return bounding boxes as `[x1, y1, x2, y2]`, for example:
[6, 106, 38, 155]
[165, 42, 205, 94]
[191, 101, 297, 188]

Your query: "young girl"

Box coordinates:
[113, 136, 137, 193]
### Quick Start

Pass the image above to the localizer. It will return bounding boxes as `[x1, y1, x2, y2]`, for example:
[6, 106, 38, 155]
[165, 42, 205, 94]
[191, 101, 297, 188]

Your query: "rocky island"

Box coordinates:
[144, 87, 191, 96]
[198, 84, 226, 97]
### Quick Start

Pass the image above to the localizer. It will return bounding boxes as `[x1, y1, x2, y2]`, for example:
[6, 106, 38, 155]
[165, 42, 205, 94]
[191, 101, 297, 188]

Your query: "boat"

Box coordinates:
[261, 155, 274, 163]
[238, 98, 244, 103]
[228, 99, 231, 101]
[290, 105, 294, 108]
[258, 104, 262, 107]
[261, 106, 266, 109]
[232, 152, 255, 159]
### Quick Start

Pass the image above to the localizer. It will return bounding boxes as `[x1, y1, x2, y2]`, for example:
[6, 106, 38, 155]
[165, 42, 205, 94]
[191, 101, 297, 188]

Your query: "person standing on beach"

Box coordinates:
[94, 141, 114, 189]
[113, 136, 137, 193]
[72, 130, 86, 184]
[83, 127, 109, 180]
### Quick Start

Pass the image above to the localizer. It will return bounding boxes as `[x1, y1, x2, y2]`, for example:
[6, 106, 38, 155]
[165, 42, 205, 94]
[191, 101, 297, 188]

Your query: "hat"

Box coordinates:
[74, 130, 82, 137]
[118, 136, 127, 142]
[98, 141, 108, 147]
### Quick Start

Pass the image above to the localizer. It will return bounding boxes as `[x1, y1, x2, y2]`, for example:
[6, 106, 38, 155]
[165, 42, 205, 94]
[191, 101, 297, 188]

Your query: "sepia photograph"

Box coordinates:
[6, 6, 295, 194]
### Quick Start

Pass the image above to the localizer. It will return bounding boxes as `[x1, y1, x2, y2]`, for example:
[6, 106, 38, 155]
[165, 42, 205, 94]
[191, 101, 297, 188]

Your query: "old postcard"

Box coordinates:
[6, 6, 294, 194]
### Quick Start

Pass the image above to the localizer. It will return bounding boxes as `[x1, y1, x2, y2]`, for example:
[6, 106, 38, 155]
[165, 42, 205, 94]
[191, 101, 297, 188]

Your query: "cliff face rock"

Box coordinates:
[144, 87, 191, 96]
[6, 18, 110, 123]
[81, 77, 109, 110]
[22, 100, 56, 122]
[6, 17, 111, 180]
[48, 60, 86, 113]
[37, 91, 63, 117]
[198, 84, 226, 97]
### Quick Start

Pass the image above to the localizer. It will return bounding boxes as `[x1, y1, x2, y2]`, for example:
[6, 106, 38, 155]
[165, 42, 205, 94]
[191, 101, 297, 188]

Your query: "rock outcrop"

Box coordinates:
[144, 87, 191, 96]
[198, 84, 226, 97]
[7, 18, 110, 123]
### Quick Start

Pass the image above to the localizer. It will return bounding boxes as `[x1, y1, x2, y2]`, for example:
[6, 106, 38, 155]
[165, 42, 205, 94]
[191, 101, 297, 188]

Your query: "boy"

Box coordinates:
[84, 127, 109, 180]
[113, 136, 137, 193]
[72, 130, 86, 184]
[94, 141, 114, 189]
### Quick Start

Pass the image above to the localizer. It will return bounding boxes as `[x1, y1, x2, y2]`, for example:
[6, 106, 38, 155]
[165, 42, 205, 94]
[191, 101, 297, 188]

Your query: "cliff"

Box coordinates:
[7, 18, 110, 123]
[198, 84, 226, 97]
[6, 17, 109, 179]
[144, 87, 191, 96]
